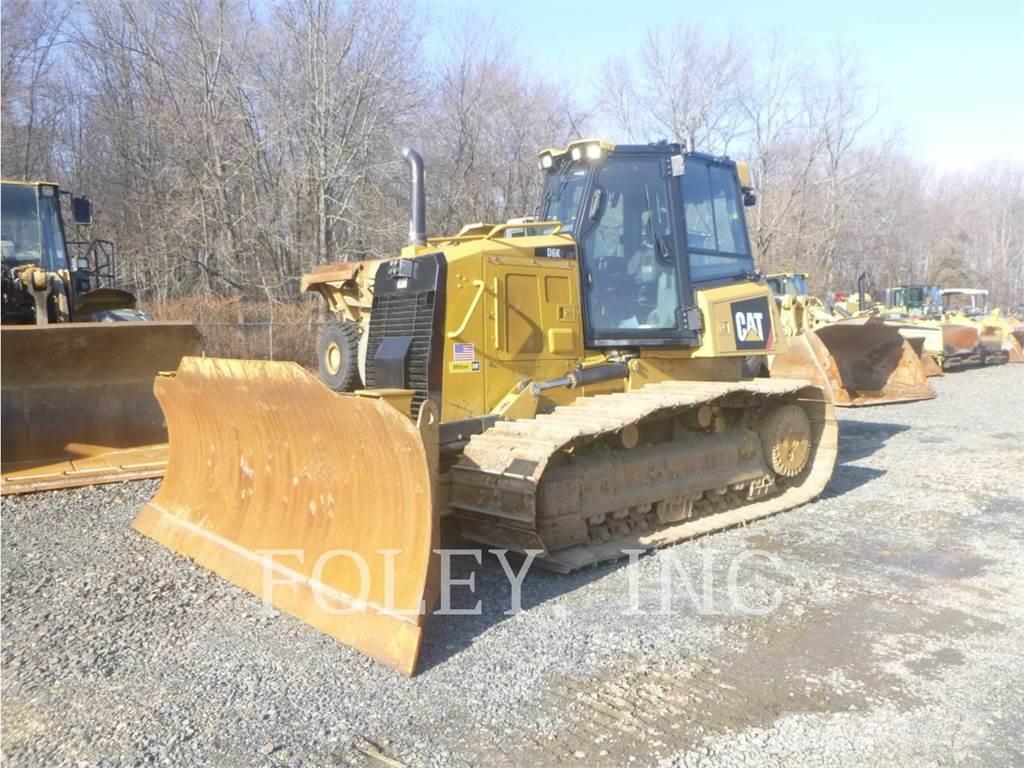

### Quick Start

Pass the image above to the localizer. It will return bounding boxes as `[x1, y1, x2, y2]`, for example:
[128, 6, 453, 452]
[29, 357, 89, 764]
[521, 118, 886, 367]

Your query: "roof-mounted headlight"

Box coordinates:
[569, 143, 604, 162]
[539, 153, 554, 170]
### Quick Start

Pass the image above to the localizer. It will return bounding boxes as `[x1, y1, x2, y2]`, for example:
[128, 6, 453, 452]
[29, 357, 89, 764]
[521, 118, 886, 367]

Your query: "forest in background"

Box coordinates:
[3, 0, 1023, 314]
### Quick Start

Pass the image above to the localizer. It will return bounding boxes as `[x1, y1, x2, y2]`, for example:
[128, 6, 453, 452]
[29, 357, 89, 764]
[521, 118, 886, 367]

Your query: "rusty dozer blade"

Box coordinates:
[1, 322, 201, 494]
[132, 357, 439, 676]
[769, 317, 934, 406]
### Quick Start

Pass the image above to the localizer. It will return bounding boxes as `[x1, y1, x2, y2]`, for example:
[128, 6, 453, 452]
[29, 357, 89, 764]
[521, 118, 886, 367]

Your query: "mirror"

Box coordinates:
[743, 191, 757, 207]
[71, 195, 93, 225]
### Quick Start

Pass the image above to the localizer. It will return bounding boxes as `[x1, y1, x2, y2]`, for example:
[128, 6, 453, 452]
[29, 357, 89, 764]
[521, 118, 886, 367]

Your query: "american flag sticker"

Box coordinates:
[453, 342, 476, 362]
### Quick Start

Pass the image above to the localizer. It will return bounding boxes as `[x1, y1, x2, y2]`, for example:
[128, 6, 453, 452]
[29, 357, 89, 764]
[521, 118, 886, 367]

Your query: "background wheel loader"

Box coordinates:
[763, 272, 935, 405]
[1, 180, 201, 494]
[133, 141, 839, 676]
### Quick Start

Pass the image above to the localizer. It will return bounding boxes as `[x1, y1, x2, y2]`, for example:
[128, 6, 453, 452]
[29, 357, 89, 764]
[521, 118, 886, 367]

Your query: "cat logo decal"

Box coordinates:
[730, 297, 773, 350]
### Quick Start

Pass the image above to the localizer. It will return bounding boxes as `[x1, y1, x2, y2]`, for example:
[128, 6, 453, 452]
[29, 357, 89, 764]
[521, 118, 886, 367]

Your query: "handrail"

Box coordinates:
[447, 280, 486, 338]
[427, 220, 565, 245]
[493, 276, 502, 349]
[485, 221, 563, 239]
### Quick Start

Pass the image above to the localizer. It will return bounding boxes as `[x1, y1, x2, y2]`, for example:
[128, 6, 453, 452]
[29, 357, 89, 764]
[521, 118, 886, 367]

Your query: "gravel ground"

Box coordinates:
[2, 364, 1022, 767]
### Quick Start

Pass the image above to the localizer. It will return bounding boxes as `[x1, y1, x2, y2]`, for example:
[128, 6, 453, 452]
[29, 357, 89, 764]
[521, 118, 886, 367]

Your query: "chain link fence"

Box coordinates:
[188, 320, 326, 368]
[147, 298, 328, 369]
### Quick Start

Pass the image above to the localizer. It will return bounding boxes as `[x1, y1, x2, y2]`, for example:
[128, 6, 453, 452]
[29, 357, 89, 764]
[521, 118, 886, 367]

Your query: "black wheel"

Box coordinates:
[318, 320, 362, 392]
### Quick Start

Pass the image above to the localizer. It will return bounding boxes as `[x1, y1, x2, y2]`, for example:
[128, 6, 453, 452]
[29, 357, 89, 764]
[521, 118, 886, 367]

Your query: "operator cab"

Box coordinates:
[940, 288, 989, 317]
[886, 284, 941, 317]
[1, 181, 113, 324]
[538, 140, 755, 348]
[1, 182, 71, 273]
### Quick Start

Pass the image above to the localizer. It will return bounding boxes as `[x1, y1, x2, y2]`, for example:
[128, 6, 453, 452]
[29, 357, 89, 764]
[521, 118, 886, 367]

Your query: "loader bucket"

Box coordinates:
[769, 320, 934, 406]
[1, 322, 201, 494]
[1008, 333, 1024, 364]
[132, 357, 438, 676]
[905, 336, 943, 376]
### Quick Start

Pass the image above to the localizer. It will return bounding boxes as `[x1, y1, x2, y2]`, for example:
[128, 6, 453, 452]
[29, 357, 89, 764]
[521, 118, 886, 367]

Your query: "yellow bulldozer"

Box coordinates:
[763, 272, 935, 405]
[1, 180, 200, 494]
[133, 141, 839, 676]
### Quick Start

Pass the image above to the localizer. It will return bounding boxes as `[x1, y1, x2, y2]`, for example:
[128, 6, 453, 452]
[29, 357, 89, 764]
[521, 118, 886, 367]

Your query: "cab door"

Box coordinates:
[574, 150, 699, 349]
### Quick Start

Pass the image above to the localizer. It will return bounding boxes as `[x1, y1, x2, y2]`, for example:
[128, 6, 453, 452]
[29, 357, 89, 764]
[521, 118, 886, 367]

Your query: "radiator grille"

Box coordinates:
[365, 289, 437, 414]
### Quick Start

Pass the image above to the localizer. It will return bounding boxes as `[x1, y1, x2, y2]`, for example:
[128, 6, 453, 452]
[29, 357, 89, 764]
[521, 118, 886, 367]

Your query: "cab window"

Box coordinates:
[539, 166, 587, 234]
[0, 184, 42, 265]
[682, 158, 753, 282]
[39, 190, 69, 272]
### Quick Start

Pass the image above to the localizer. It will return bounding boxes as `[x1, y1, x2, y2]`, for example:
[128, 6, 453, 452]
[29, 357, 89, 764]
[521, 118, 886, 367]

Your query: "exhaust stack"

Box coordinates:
[402, 147, 427, 247]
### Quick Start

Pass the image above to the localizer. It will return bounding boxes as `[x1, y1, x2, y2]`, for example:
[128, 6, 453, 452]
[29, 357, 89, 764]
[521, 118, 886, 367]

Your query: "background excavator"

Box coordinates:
[1, 180, 200, 494]
[133, 141, 839, 676]
[763, 272, 935, 404]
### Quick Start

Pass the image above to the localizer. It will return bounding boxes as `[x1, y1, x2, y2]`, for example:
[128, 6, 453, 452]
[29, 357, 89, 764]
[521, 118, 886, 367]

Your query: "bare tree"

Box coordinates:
[423, 16, 585, 234]
[1, 0, 71, 179]
[3, 3, 1019, 313]
[599, 23, 745, 151]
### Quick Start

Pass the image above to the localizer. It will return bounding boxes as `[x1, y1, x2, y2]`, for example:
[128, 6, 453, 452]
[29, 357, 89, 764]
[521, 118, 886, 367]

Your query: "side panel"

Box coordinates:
[484, 249, 583, 412]
[642, 282, 776, 361]
[439, 237, 585, 420]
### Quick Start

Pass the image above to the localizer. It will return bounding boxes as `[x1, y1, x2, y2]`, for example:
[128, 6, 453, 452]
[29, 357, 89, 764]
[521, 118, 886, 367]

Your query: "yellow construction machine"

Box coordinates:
[882, 284, 1003, 371]
[134, 141, 839, 675]
[940, 289, 1013, 365]
[1, 180, 200, 494]
[987, 309, 1024, 363]
[764, 272, 935, 405]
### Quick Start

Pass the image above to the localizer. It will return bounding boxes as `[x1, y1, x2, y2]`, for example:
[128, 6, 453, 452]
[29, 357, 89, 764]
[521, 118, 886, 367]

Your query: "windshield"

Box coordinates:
[0, 183, 69, 272]
[907, 286, 940, 308]
[1, 183, 43, 266]
[538, 165, 587, 233]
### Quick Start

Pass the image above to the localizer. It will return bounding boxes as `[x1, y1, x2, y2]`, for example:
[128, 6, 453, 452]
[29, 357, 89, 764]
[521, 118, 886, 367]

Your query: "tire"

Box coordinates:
[318, 320, 362, 392]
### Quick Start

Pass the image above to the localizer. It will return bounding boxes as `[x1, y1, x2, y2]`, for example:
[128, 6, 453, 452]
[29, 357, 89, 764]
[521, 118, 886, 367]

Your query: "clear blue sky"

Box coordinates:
[426, 0, 1023, 173]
